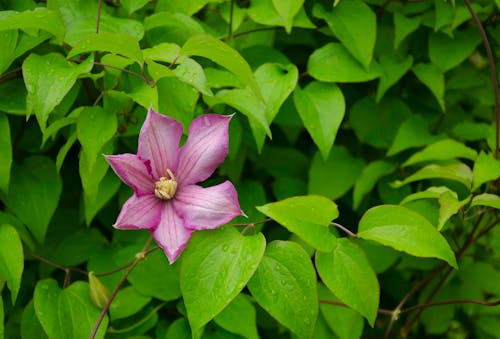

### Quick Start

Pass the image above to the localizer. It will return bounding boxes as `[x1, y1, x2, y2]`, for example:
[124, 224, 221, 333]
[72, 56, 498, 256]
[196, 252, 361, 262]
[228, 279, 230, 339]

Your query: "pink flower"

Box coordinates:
[105, 108, 243, 263]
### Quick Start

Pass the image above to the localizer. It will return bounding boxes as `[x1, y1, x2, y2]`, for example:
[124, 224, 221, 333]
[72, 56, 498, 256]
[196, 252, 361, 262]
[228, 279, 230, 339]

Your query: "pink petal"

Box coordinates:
[105, 154, 154, 196]
[173, 181, 243, 230]
[176, 114, 232, 185]
[138, 107, 183, 180]
[114, 194, 162, 230]
[153, 203, 194, 264]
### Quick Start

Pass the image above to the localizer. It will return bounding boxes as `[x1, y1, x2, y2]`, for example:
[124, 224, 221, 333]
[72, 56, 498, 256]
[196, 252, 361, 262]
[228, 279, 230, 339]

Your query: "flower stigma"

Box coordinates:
[154, 168, 177, 200]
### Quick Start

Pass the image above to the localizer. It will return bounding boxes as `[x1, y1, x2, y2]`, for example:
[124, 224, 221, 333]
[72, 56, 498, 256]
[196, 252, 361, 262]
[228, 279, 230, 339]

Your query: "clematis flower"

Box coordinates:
[105, 108, 243, 263]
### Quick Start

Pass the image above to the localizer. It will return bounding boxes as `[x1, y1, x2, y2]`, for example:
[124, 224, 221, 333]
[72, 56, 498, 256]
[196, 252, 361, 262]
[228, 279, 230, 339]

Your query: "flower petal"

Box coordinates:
[153, 203, 194, 264]
[114, 194, 162, 230]
[173, 181, 243, 230]
[176, 114, 232, 185]
[105, 154, 154, 196]
[138, 107, 183, 179]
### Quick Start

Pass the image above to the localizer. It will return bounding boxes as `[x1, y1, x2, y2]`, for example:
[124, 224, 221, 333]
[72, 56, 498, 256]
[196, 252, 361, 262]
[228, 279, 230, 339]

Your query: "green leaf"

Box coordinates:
[294, 82, 345, 160]
[173, 57, 212, 96]
[84, 171, 121, 225]
[313, 1, 376, 69]
[308, 43, 381, 82]
[51, 228, 108, 267]
[437, 191, 470, 230]
[42, 116, 78, 146]
[358, 205, 458, 268]
[470, 193, 500, 209]
[429, 27, 481, 72]
[393, 12, 421, 48]
[77, 106, 117, 172]
[248, 241, 318, 339]
[127, 250, 181, 301]
[180, 34, 262, 99]
[121, 0, 150, 14]
[109, 286, 151, 320]
[214, 294, 259, 339]
[387, 115, 444, 156]
[0, 8, 64, 41]
[351, 96, 412, 149]
[34, 279, 108, 339]
[67, 32, 143, 66]
[0, 113, 12, 194]
[6, 156, 62, 244]
[257, 195, 338, 252]
[392, 163, 473, 189]
[316, 239, 379, 325]
[21, 301, 48, 339]
[376, 53, 413, 102]
[412, 63, 445, 111]
[181, 226, 266, 335]
[0, 293, 3, 339]
[80, 143, 112, 207]
[166, 318, 191, 339]
[0, 224, 23, 304]
[400, 186, 454, 205]
[353, 161, 396, 209]
[0, 30, 18, 75]
[309, 147, 365, 200]
[23, 53, 93, 130]
[472, 152, 500, 191]
[272, 0, 305, 33]
[157, 77, 198, 130]
[403, 139, 477, 167]
[247, 0, 315, 29]
[318, 283, 363, 339]
[0, 79, 26, 115]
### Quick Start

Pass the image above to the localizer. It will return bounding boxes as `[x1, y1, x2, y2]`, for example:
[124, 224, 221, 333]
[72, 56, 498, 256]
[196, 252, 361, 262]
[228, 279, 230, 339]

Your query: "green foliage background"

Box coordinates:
[1, 0, 500, 338]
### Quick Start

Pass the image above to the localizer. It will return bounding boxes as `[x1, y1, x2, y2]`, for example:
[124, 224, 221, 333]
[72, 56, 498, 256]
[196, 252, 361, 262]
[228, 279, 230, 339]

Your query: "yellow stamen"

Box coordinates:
[154, 169, 177, 200]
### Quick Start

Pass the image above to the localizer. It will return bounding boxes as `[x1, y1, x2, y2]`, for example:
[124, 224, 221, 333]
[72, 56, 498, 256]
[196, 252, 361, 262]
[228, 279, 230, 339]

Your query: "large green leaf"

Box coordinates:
[353, 161, 396, 209]
[309, 147, 365, 200]
[402, 139, 477, 167]
[257, 195, 338, 252]
[79, 143, 112, 208]
[248, 241, 318, 339]
[316, 239, 379, 325]
[23, 53, 93, 130]
[470, 193, 500, 210]
[67, 32, 143, 66]
[376, 53, 413, 102]
[393, 12, 420, 48]
[214, 294, 259, 339]
[34, 279, 108, 339]
[0, 224, 23, 304]
[6, 156, 62, 244]
[358, 205, 457, 268]
[272, 0, 305, 33]
[313, 1, 376, 69]
[392, 162, 473, 189]
[0, 8, 64, 41]
[472, 152, 500, 191]
[109, 286, 151, 321]
[308, 43, 381, 83]
[77, 106, 117, 173]
[181, 226, 266, 335]
[0, 113, 12, 194]
[180, 34, 262, 99]
[294, 82, 345, 160]
[21, 301, 48, 339]
[412, 63, 445, 111]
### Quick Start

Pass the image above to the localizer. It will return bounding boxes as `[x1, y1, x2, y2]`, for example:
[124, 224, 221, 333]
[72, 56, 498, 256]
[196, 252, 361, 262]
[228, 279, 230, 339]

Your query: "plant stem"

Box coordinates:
[96, 0, 103, 34]
[330, 222, 357, 237]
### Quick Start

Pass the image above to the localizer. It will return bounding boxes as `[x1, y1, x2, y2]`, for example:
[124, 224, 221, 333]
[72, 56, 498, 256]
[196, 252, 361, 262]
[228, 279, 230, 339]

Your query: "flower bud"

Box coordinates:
[88, 271, 111, 309]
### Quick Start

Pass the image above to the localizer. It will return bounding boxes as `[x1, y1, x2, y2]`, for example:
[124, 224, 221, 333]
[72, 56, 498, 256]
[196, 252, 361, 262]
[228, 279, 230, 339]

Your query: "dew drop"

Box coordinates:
[271, 289, 276, 295]
[222, 245, 229, 252]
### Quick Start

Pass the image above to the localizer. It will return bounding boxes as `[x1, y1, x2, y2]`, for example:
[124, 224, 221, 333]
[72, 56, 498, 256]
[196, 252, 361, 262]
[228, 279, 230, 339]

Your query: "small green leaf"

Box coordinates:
[181, 226, 266, 335]
[34, 279, 108, 339]
[403, 139, 477, 167]
[0, 8, 64, 41]
[316, 239, 379, 325]
[109, 286, 151, 320]
[437, 192, 470, 230]
[294, 82, 345, 160]
[23, 53, 93, 130]
[121, 0, 150, 14]
[214, 294, 259, 339]
[0, 224, 23, 304]
[67, 32, 143, 66]
[353, 161, 396, 209]
[472, 152, 500, 191]
[470, 193, 500, 209]
[272, 0, 305, 33]
[80, 143, 112, 207]
[173, 57, 212, 96]
[0, 30, 17, 75]
[313, 1, 376, 69]
[393, 12, 421, 48]
[400, 186, 453, 205]
[309, 147, 365, 200]
[180, 34, 262, 99]
[392, 163, 473, 189]
[257, 195, 338, 252]
[247, 0, 315, 29]
[6, 156, 62, 244]
[84, 171, 121, 225]
[77, 106, 117, 172]
[157, 77, 198, 130]
[376, 53, 413, 102]
[412, 63, 445, 111]
[358, 205, 457, 268]
[308, 43, 381, 83]
[248, 241, 318, 339]
[0, 113, 12, 194]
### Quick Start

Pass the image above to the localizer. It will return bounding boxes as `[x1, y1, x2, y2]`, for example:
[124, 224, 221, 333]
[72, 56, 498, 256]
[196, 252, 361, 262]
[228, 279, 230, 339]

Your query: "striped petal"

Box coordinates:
[114, 194, 162, 230]
[105, 154, 154, 196]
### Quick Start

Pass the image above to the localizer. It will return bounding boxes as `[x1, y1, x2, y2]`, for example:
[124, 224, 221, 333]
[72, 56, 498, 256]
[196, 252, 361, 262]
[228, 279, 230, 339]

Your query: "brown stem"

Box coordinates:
[464, 0, 500, 158]
[319, 299, 393, 315]
[227, 0, 235, 42]
[401, 298, 500, 314]
[96, 0, 103, 34]
[25, 250, 88, 276]
[330, 222, 357, 237]
[0, 66, 22, 84]
[89, 236, 153, 339]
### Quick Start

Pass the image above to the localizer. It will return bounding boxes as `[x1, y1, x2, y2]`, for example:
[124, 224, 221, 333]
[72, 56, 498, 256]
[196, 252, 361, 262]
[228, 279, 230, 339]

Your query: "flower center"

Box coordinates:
[154, 169, 177, 200]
